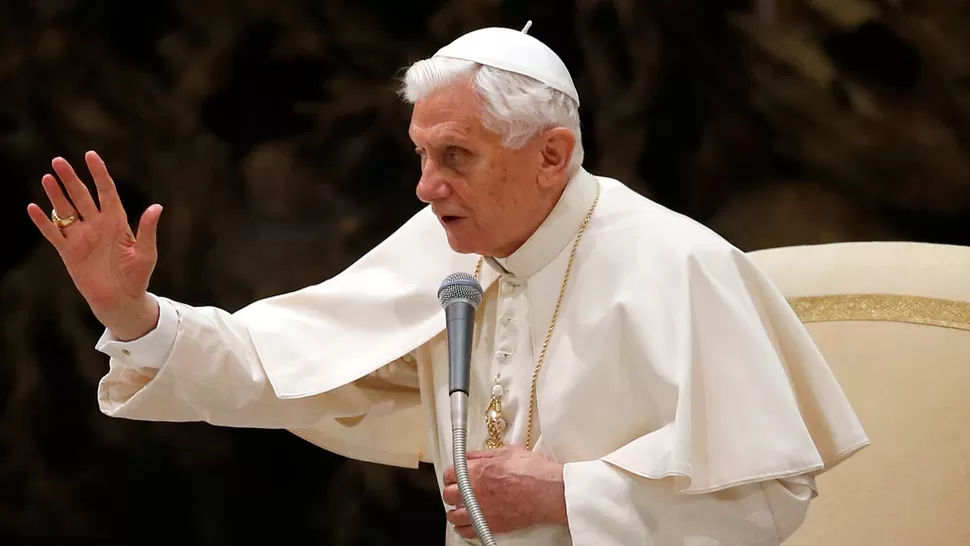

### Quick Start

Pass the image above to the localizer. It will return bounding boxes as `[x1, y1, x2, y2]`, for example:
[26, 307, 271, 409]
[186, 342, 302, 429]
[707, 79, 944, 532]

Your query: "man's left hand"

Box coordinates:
[442, 446, 567, 539]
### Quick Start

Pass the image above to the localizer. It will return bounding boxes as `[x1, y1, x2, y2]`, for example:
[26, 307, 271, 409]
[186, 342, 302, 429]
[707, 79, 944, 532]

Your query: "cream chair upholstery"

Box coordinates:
[748, 241, 970, 545]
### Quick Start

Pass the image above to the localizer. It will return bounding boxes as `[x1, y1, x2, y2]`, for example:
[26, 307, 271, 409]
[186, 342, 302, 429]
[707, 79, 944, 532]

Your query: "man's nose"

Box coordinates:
[416, 165, 452, 204]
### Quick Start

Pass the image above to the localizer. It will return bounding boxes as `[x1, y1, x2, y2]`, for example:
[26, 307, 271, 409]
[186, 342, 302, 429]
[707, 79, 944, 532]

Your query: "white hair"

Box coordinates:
[400, 56, 585, 175]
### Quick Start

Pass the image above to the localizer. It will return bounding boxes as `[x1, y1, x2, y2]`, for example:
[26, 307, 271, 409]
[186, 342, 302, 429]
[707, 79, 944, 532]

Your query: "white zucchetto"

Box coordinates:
[432, 23, 581, 106]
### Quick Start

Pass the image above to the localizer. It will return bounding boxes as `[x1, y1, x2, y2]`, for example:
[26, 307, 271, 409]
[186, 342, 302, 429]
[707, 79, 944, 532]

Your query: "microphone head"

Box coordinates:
[437, 272, 484, 309]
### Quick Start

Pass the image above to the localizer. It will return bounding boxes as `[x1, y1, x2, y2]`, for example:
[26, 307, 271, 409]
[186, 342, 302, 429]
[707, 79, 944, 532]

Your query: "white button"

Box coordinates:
[492, 384, 504, 397]
[500, 316, 511, 326]
[496, 351, 509, 361]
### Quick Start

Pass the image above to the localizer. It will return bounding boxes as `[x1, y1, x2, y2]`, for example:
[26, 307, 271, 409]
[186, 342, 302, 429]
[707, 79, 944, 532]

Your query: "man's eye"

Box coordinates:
[445, 147, 465, 162]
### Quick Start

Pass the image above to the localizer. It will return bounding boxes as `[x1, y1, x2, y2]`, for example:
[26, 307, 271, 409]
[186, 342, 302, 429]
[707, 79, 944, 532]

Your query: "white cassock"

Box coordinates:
[96, 168, 869, 545]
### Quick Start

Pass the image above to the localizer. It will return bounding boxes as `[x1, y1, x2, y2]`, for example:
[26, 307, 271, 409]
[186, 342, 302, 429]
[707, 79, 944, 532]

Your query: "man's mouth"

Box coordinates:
[440, 215, 464, 226]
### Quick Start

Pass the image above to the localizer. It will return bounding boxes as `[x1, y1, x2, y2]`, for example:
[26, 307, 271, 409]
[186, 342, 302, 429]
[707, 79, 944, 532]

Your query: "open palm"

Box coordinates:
[26, 151, 163, 339]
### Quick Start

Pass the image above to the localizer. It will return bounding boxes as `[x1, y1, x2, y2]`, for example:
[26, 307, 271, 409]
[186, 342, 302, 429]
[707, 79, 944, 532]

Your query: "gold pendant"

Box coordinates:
[484, 384, 507, 449]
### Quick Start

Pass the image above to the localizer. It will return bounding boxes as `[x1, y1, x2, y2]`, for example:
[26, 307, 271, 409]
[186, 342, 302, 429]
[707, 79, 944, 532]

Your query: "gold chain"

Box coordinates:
[473, 181, 601, 450]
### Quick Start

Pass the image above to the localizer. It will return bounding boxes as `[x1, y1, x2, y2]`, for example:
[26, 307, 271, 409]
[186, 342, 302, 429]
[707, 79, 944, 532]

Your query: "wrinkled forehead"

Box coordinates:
[407, 82, 492, 146]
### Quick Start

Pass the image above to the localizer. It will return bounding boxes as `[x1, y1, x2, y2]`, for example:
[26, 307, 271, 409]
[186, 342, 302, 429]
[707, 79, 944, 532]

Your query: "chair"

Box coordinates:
[748, 241, 970, 545]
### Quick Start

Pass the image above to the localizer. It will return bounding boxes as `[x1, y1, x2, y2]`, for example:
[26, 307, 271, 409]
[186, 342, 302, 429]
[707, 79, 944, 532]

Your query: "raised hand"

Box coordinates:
[26, 151, 163, 341]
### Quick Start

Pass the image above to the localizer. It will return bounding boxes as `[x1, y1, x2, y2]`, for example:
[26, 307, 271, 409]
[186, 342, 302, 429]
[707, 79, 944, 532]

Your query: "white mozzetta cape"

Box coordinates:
[231, 169, 865, 486]
[97, 169, 868, 544]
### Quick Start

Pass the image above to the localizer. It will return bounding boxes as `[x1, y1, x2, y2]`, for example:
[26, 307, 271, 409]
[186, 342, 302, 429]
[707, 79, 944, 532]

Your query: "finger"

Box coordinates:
[51, 157, 99, 219]
[84, 150, 123, 214]
[467, 448, 507, 459]
[454, 525, 477, 539]
[135, 204, 163, 256]
[442, 466, 456, 486]
[446, 508, 470, 527]
[41, 174, 77, 220]
[26, 203, 65, 249]
[442, 484, 462, 506]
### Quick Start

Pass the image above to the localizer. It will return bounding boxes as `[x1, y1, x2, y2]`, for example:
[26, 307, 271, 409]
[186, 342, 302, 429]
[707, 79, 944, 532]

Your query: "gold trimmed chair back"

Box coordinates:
[748, 241, 970, 546]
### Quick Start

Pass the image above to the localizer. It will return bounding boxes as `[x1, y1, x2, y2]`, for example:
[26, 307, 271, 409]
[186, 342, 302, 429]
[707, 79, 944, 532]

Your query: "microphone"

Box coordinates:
[437, 273, 495, 546]
[437, 272, 483, 396]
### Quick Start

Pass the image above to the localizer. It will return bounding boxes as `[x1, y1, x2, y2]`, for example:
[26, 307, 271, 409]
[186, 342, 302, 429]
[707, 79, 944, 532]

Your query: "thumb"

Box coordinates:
[135, 204, 163, 255]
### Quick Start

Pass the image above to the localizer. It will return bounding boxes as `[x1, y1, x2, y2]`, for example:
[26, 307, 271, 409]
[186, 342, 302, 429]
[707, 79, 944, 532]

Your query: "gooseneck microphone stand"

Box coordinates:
[438, 273, 496, 546]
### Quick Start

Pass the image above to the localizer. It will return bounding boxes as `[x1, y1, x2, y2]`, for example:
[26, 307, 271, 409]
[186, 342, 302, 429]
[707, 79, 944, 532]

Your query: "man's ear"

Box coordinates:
[536, 128, 576, 189]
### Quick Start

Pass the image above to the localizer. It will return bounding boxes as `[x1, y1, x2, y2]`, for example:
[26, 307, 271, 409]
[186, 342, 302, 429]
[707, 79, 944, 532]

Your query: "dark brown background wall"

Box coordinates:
[2, 1, 968, 543]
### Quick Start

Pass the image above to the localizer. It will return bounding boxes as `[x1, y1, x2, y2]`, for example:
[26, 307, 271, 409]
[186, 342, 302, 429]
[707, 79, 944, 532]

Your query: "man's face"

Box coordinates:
[409, 79, 548, 258]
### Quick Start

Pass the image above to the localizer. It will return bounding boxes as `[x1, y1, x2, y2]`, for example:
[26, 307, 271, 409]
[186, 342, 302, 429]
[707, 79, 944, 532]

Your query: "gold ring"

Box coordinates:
[51, 208, 78, 229]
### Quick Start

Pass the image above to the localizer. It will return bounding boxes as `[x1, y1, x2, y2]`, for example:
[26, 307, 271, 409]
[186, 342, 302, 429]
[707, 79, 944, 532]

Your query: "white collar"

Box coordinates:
[485, 169, 598, 279]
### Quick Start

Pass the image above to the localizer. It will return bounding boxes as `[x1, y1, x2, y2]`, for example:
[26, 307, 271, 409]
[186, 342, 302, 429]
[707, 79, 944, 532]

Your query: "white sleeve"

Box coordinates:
[563, 460, 814, 545]
[94, 295, 425, 463]
[94, 294, 178, 369]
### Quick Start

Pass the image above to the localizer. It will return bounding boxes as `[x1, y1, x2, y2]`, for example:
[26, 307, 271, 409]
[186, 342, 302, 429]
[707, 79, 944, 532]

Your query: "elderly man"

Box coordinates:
[27, 25, 867, 545]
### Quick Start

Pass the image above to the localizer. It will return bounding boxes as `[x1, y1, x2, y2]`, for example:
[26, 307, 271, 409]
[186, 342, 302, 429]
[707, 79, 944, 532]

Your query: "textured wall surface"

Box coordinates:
[2, 0, 968, 543]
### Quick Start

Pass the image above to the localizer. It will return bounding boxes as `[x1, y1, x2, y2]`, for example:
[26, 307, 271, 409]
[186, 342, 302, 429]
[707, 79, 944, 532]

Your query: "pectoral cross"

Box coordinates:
[484, 381, 506, 449]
